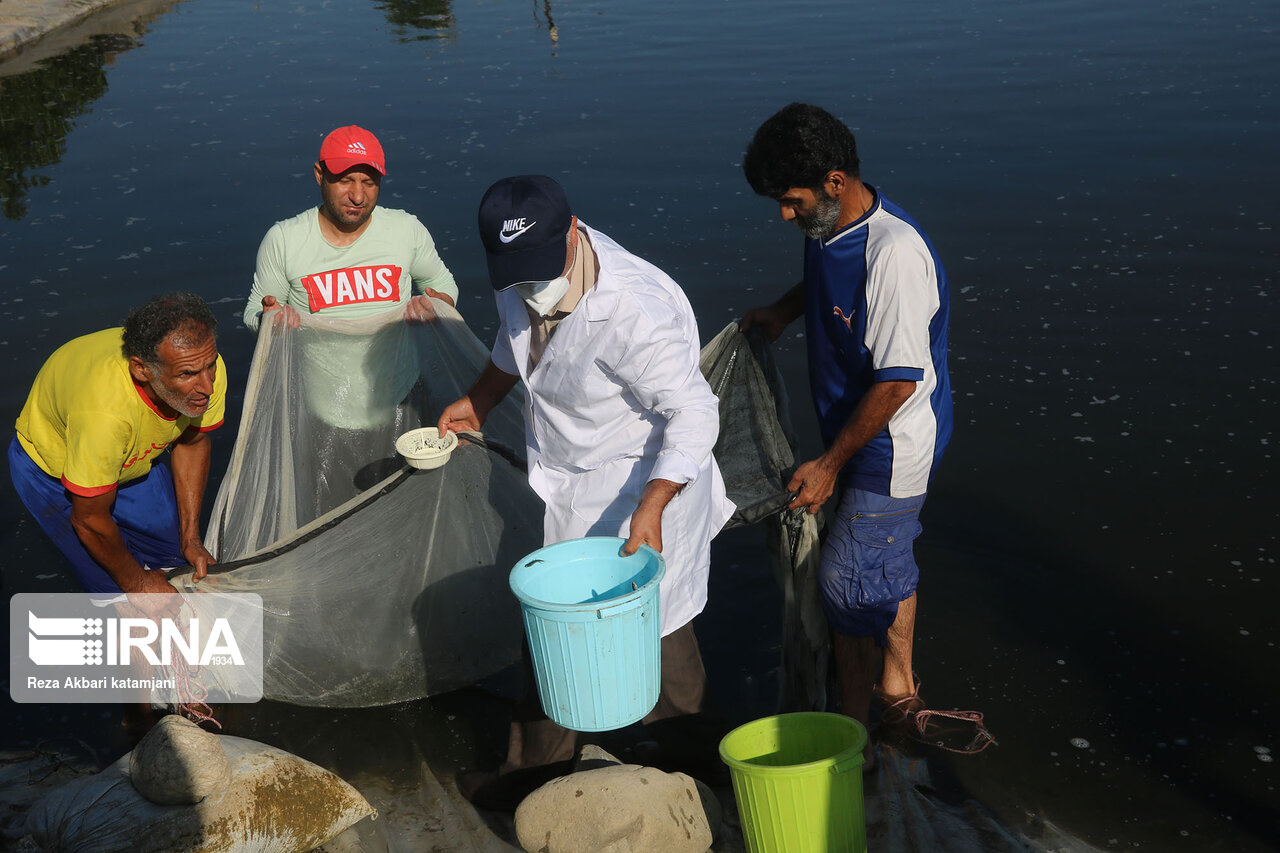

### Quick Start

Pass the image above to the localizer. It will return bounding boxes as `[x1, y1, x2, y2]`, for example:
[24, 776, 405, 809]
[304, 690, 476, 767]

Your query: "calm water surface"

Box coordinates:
[1, 0, 1276, 849]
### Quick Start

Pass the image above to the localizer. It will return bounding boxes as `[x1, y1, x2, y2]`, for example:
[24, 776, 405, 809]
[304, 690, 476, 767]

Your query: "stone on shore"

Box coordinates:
[514, 760, 714, 853]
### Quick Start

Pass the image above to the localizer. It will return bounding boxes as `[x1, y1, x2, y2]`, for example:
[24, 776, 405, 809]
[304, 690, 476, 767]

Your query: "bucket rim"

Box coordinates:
[508, 536, 666, 612]
[718, 712, 868, 775]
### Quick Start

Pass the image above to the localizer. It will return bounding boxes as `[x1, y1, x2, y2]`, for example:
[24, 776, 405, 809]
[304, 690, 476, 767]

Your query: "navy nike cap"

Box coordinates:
[478, 175, 573, 291]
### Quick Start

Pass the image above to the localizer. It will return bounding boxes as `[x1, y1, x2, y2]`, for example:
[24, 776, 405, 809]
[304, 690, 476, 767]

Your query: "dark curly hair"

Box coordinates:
[743, 103, 861, 199]
[121, 292, 217, 363]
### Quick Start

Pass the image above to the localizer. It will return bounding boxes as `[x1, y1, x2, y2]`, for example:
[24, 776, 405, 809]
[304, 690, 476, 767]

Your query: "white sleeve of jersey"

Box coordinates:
[862, 228, 939, 376]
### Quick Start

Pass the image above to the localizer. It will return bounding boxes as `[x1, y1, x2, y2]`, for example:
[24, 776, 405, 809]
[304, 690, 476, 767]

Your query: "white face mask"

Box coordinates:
[515, 275, 571, 316]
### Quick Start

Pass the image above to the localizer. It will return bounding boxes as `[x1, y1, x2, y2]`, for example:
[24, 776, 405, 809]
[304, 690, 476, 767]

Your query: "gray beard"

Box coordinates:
[146, 375, 203, 418]
[797, 192, 842, 239]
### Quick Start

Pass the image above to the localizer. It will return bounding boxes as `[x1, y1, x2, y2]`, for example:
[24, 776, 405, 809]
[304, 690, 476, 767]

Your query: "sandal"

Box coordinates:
[912, 708, 998, 755]
[872, 673, 997, 754]
[873, 674, 925, 727]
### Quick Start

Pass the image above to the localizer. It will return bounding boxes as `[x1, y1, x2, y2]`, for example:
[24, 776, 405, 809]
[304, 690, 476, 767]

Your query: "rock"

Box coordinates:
[572, 744, 624, 773]
[128, 715, 232, 805]
[570, 744, 720, 842]
[514, 763, 714, 853]
[692, 777, 722, 843]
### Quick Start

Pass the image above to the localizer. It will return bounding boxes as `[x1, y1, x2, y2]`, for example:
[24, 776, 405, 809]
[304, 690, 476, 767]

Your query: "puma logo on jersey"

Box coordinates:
[499, 218, 536, 243]
[833, 305, 856, 331]
[301, 265, 403, 312]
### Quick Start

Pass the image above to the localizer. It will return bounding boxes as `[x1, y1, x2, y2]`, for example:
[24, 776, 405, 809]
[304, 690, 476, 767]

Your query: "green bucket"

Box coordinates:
[718, 712, 868, 853]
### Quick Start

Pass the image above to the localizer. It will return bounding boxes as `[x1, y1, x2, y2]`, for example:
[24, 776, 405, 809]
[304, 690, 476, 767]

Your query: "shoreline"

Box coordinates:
[0, 0, 175, 66]
[0, 0, 122, 58]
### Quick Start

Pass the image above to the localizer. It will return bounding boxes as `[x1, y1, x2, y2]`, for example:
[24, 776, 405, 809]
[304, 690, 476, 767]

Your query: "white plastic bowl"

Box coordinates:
[395, 427, 458, 470]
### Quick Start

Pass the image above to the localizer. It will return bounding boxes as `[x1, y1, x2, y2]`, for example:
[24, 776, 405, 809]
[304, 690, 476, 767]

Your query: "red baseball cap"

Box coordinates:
[318, 125, 386, 176]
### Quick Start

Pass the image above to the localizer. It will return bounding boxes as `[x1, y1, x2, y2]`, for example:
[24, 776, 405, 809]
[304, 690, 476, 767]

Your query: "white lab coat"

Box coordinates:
[491, 223, 735, 636]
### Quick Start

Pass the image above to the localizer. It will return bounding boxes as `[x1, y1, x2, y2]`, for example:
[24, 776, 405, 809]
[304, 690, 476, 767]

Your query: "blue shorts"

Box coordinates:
[8, 437, 183, 595]
[817, 487, 926, 643]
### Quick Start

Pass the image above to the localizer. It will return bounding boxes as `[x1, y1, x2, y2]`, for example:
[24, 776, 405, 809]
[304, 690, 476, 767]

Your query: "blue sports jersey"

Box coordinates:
[803, 186, 953, 497]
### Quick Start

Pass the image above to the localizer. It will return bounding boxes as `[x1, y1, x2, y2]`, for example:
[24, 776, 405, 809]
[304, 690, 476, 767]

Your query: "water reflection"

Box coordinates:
[538, 0, 559, 44]
[0, 0, 1274, 848]
[373, 0, 456, 42]
[370, 0, 561, 47]
[0, 35, 128, 219]
[0, 0, 186, 223]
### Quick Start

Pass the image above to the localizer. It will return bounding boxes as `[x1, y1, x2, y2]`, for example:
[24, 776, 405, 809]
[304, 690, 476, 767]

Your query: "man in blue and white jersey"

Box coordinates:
[740, 103, 953, 727]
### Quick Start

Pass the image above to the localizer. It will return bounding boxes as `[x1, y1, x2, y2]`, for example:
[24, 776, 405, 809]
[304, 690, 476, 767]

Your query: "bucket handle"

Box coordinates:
[594, 599, 641, 619]
[592, 579, 646, 619]
[830, 753, 865, 775]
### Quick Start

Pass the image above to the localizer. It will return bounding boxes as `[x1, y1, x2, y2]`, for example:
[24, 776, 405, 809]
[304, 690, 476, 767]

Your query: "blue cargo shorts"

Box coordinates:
[817, 486, 926, 644]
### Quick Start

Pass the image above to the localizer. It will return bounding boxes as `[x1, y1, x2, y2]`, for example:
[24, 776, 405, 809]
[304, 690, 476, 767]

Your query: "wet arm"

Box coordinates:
[438, 359, 520, 434]
[787, 379, 917, 514]
[69, 493, 176, 594]
[739, 280, 805, 340]
[171, 429, 216, 579]
[622, 478, 683, 555]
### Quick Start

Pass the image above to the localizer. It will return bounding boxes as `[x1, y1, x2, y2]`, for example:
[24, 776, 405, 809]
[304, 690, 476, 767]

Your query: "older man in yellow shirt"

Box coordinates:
[10, 292, 227, 596]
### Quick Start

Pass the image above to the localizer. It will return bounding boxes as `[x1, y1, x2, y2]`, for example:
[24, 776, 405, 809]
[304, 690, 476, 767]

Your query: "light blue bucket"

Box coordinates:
[509, 537, 665, 732]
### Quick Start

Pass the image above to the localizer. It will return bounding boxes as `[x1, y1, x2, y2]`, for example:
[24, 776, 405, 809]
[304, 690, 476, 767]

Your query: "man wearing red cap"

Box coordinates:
[243, 125, 458, 331]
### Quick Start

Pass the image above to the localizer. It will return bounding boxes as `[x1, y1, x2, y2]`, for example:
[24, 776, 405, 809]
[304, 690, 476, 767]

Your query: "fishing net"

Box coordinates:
[700, 323, 798, 527]
[174, 307, 823, 711]
[700, 323, 829, 712]
[204, 303, 530, 560]
[182, 303, 539, 707]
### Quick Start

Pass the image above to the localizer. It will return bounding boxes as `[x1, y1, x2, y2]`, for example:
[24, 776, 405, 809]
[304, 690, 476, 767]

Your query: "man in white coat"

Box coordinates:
[438, 175, 735, 805]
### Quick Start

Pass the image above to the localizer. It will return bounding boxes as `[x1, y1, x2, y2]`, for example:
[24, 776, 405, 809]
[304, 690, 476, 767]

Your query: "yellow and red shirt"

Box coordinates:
[14, 328, 226, 496]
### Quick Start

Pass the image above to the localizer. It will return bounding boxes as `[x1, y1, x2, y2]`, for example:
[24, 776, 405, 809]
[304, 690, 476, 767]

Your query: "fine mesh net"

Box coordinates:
[175, 310, 821, 710]
[205, 303, 529, 561]
[700, 323, 798, 527]
[700, 323, 830, 712]
[185, 303, 538, 707]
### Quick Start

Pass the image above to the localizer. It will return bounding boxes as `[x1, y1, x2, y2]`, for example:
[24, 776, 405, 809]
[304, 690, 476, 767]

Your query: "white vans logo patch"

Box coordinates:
[301, 265, 403, 312]
[498, 218, 536, 244]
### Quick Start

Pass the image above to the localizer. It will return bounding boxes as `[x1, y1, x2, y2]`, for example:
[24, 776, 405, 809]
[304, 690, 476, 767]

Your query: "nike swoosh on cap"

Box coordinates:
[499, 221, 537, 243]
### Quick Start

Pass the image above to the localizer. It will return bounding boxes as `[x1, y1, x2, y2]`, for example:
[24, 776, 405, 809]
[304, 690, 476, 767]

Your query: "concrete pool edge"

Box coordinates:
[0, 0, 178, 63]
